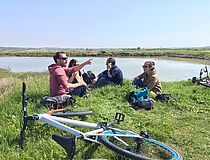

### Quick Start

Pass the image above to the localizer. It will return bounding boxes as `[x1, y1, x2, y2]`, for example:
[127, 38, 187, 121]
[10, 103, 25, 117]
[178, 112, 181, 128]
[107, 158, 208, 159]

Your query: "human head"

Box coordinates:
[53, 52, 68, 67]
[142, 61, 155, 72]
[68, 59, 79, 68]
[106, 57, 116, 65]
[106, 57, 116, 70]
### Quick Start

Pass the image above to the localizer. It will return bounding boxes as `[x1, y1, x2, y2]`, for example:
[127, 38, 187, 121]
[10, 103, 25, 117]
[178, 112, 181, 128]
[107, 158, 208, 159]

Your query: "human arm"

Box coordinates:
[67, 72, 77, 83]
[136, 73, 144, 79]
[145, 76, 158, 91]
[64, 59, 92, 76]
[131, 73, 145, 87]
[68, 71, 87, 86]
[56, 74, 70, 91]
[73, 59, 92, 72]
[68, 81, 86, 89]
[106, 66, 120, 80]
[74, 71, 87, 86]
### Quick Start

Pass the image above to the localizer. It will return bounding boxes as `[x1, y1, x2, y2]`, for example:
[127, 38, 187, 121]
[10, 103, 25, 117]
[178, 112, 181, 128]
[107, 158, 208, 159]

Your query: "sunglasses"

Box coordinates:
[60, 57, 68, 60]
[142, 65, 149, 68]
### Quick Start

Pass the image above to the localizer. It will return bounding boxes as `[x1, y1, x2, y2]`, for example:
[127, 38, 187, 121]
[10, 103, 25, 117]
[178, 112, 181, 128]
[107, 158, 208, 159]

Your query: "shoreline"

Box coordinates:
[0, 48, 210, 60]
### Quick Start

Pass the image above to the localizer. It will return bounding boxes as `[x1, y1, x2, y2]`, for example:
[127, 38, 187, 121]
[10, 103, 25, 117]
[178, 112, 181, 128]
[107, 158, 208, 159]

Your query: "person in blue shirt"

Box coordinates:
[90, 57, 123, 88]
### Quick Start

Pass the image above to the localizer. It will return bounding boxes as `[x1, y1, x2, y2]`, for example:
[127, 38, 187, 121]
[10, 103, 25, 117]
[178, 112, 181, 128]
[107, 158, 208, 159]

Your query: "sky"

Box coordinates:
[1, 0, 210, 49]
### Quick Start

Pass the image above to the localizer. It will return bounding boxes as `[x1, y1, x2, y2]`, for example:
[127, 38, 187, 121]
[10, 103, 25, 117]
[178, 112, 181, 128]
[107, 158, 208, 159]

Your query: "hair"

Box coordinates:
[53, 52, 65, 63]
[106, 57, 116, 65]
[144, 61, 155, 71]
[68, 59, 78, 68]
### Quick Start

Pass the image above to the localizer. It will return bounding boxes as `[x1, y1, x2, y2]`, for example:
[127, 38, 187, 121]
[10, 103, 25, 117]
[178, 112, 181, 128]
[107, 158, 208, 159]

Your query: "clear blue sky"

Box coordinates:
[1, 0, 210, 48]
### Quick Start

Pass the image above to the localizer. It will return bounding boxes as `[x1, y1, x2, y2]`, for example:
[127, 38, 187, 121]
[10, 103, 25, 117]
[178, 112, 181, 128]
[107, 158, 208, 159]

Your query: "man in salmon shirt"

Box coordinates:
[48, 52, 92, 96]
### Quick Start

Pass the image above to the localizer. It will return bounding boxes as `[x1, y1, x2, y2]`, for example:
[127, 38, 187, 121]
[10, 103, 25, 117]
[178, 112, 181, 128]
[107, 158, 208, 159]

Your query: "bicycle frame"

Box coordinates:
[35, 112, 140, 144]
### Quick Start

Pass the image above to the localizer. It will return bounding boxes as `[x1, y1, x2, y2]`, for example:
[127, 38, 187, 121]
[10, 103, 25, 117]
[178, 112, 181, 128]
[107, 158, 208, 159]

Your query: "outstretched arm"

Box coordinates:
[73, 59, 92, 72]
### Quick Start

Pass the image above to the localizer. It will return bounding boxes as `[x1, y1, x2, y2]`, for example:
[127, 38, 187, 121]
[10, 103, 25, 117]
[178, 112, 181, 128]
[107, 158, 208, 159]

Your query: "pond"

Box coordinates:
[0, 56, 209, 82]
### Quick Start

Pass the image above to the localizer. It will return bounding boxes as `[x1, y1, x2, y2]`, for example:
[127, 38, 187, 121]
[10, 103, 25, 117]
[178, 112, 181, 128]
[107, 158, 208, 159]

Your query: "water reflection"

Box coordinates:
[0, 56, 209, 82]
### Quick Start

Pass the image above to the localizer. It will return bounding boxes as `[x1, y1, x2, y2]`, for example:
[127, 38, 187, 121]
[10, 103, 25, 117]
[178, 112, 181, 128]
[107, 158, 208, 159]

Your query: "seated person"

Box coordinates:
[90, 57, 123, 88]
[132, 61, 162, 97]
[67, 59, 87, 97]
[48, 52, 92, 97]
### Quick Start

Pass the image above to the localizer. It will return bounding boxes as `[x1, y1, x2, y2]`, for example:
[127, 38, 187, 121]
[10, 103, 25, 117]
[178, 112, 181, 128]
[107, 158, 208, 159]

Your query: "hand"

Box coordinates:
[82, 81, 88, 86]
[130, 81, 134, 87]
[79, 81, 87, 86]
[85, 59, 93, 65]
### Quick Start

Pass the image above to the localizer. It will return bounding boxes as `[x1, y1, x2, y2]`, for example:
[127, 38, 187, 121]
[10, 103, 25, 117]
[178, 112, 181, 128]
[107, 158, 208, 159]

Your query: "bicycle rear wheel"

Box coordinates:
[51, 110, 93, 117]
[99, 129, 181, 160]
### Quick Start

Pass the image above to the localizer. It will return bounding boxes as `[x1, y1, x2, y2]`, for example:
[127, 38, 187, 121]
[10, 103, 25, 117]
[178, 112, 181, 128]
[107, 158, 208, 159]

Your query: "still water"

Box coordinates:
[0, 56, 209, 82]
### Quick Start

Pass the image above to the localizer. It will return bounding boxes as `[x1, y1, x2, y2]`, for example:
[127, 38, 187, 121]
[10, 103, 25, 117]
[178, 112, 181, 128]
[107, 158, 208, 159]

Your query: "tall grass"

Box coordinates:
[0, 72, 209, 159]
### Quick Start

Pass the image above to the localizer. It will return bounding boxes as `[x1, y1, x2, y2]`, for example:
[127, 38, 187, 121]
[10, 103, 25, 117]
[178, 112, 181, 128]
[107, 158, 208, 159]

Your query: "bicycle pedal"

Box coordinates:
[115, 112, 125, 123]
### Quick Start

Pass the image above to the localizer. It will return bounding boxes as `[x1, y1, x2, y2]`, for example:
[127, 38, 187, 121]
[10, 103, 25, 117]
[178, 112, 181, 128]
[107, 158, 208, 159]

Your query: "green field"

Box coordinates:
[0, 70, 209, 159]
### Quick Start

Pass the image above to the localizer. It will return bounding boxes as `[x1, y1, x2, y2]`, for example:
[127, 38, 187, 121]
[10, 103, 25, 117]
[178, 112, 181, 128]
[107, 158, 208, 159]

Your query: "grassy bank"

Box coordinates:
[0, 48, 210, 60]
[0, 71, 210, 159]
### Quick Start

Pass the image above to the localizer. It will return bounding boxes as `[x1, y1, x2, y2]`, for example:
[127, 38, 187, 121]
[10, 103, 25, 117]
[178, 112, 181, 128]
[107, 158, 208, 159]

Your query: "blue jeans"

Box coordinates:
[68, 85, 87, 97]
[90, 77, 115, 88]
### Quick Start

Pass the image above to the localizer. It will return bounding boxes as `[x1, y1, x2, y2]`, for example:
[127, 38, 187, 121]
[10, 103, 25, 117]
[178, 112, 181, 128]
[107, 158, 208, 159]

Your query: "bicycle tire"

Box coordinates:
[99, 129, 181, 160]
[20, 81, 27, 149]
[51, 110, 93, 117]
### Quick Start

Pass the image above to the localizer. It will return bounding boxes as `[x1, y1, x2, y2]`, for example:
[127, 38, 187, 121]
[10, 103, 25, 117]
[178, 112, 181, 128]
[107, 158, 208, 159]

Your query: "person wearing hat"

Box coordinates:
[132, 61, 162, 97]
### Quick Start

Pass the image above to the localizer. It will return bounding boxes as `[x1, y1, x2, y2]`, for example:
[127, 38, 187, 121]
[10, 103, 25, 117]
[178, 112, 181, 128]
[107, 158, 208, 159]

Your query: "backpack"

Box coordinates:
[128, 88, 154, 110]
[40, 95, 76, 109]
[82, 70, 96, 85]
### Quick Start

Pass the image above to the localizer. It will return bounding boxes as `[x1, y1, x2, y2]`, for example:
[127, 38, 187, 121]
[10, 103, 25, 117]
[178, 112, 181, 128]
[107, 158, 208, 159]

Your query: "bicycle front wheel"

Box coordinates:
[99, 129, 181, 160]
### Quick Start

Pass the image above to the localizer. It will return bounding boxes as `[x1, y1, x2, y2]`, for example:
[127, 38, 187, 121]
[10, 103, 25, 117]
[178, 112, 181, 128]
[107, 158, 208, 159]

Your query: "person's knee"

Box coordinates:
[69, 85, 87, 96]
[91, 77, 108, 88]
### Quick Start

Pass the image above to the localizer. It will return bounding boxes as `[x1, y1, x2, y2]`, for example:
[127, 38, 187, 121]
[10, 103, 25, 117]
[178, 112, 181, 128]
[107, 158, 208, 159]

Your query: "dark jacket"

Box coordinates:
[98, 65, 123, 86]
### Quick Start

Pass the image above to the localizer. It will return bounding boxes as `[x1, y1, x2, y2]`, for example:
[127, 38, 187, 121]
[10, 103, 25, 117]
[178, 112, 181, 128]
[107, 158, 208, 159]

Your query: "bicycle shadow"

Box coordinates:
[80, 143, 101, 159]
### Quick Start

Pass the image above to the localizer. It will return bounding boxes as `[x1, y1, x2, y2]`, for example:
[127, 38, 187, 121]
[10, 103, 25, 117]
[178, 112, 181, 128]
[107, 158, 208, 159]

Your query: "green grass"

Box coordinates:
[0, 71, 210, 159]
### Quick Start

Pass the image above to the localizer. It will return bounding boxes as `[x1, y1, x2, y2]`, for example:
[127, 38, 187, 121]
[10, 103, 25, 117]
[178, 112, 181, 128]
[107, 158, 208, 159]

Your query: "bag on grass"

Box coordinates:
[40, 95, 76, 109]
[82, 70, 96, 85]
[128, 88, 154, 110]
[128, 88, 149, 103]
[131, 98, 155, 110]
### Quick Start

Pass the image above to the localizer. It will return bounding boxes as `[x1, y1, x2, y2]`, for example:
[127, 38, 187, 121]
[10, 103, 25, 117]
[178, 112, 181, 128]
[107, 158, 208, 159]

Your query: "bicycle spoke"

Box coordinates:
[100, 130, 181, 160]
